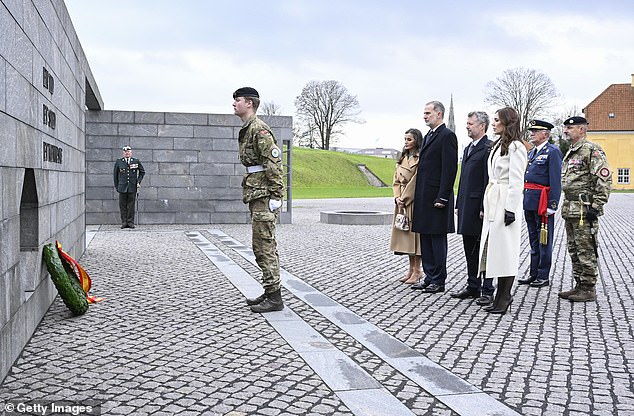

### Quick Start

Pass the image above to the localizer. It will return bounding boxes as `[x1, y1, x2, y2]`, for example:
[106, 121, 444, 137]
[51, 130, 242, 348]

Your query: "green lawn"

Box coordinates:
[290, 147, 460, 199]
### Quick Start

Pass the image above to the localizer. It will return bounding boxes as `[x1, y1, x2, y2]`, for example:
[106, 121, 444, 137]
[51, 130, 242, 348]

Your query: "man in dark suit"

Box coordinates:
[519, 119, 562, 287]
[113, 146, 145, 228]
[451, 111, 495, 304]
[411, 101, 458, 294]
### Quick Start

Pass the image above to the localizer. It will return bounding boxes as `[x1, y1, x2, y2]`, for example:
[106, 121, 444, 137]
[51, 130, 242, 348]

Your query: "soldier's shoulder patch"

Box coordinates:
[271, 147, 280, 158]
[599, 167, 610, 177]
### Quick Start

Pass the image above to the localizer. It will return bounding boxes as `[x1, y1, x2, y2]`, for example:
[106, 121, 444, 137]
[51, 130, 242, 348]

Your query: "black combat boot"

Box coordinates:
[488, 276, 514, 315]
[250, 289, 284, 313]
[246, 293, 267, 306]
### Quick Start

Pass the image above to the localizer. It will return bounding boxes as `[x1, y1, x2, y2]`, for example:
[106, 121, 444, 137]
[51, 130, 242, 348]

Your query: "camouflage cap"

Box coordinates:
[233, 87, 259, 99]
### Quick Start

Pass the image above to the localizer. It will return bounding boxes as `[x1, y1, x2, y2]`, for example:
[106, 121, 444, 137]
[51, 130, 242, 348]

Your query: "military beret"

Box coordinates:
[122, 146, 132, 151]
[563, 116, 588, 125]
[528, 119, 554, 130]
[233, 87, 259, 99]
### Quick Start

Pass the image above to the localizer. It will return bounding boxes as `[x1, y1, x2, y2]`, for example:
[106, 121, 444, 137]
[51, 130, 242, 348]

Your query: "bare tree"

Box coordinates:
[293, 122, 319, 149]
[295, 80, 362, 150]
[261, 101, 282, 116]
[485, 67, 559, 137]
[551, 105, 582, 156]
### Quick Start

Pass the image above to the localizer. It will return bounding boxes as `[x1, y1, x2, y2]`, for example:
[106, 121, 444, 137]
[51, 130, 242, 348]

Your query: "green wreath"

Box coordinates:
[43, 243, 88, 316]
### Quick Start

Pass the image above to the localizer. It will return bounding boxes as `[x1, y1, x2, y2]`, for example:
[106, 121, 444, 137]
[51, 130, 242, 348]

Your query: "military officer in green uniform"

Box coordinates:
[233, 87, 285, 313]
[559, 116, 611, 302]
[113, 146, 145, 229]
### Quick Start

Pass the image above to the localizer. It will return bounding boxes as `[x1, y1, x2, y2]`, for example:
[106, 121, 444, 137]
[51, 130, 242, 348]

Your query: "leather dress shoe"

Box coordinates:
[411, 281, 429, 290]
[450, 287, 479, 299]
[530, 279, 549, 288]
[422, 283, 445, 293]
[476, 294, 494, 306]
[518, 276, 536, 285]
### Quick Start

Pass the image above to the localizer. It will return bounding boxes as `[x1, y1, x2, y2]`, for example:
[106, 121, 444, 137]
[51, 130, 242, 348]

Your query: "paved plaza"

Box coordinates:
[1, 194, 633, 416]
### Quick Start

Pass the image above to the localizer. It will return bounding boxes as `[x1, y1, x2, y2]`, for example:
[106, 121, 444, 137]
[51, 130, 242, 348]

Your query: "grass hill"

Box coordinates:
[291, 147, 396, 199]
[290, 147, 462, 199]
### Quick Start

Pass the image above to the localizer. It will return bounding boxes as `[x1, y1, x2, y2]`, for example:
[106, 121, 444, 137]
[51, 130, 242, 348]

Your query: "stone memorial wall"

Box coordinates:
[0, 0, 103, 382]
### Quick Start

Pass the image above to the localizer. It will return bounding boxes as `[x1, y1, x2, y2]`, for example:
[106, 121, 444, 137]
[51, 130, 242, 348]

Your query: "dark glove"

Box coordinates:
[586, 207, 599, 222]
[504, 210, 515, 226]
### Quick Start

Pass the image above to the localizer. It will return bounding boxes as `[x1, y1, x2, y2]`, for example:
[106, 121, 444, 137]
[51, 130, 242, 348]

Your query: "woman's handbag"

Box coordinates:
[394, 207, 410, 231]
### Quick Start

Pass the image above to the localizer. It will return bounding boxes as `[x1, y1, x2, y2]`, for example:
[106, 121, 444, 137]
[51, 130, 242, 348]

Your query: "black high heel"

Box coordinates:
[487, 298, 513, 314]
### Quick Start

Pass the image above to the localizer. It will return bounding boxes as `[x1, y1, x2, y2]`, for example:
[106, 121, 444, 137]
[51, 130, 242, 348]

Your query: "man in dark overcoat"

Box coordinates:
[451, 111, 494, 305]
[113, 146, 145, 228]
[411, 101, 458, 293]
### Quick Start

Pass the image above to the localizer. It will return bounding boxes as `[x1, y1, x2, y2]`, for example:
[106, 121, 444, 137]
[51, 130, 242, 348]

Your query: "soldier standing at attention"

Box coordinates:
[519, 120, 562, 288]
[233, 87, 285, 313]
[559, 116, 611, 302]
[113, 146, 145, 229]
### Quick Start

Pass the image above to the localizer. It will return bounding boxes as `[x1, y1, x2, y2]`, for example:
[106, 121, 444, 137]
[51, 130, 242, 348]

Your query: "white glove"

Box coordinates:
[547, 208, 556, 216]
[269, 199, 282, 212]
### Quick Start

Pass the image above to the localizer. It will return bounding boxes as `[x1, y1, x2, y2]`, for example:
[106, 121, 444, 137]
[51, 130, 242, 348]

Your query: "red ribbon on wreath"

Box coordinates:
[56, 241, 104, 303]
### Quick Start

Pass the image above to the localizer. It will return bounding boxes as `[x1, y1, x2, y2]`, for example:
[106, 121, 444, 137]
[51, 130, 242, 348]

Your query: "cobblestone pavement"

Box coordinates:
[1, 194, 633, 415]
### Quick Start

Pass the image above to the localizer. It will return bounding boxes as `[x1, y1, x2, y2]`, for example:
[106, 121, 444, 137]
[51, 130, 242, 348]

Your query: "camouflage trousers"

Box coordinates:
[564, 219, 599, 286]
[248, 198, 280, 293]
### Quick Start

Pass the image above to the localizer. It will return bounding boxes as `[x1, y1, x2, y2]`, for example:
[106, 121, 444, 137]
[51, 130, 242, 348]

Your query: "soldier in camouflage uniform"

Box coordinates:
[233, 87, 285, 313]
[559, 116, 611, 302]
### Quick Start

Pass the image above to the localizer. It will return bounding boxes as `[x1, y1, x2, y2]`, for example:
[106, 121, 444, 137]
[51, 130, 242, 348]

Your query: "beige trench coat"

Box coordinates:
[390, 154, 421, 255]
[478, 140, 527, 278]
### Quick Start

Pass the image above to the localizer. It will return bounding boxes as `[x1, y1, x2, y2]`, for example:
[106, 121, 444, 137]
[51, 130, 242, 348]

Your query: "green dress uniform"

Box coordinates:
[238, 115, 285, 295]
[113, 157, 145, 227]
[560, 137, 611, 300]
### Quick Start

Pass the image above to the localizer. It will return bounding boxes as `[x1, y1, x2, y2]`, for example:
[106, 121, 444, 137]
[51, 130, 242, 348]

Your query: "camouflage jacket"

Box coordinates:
[561, 137, 611, 219]
[238, 116, 284, 204]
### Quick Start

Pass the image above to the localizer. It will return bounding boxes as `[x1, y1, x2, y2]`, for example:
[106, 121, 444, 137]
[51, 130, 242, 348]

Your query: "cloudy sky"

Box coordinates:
[65, 0, 634, 151]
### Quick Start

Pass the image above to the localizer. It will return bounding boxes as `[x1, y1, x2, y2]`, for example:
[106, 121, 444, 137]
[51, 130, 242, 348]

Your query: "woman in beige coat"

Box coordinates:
[478, 107, 528, 314]
[390, 128, 423, 284]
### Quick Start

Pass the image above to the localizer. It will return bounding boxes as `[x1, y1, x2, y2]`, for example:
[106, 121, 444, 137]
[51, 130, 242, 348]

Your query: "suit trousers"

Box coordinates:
[525, 210, 554, 280]
[118, 192, 137, 226]
[420, 234, 447, 286]
[462, 234, 493, 295]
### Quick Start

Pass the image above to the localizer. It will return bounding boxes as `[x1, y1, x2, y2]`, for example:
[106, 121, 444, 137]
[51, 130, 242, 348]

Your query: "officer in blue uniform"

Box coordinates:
[519, 120, 562, 287]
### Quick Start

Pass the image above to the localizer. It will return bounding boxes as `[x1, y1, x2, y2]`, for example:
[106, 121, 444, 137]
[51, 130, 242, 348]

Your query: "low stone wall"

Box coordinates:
[85, 111, 293, 225]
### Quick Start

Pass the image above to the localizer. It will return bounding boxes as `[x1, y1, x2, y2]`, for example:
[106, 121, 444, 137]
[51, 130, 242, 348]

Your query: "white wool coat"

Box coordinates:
[478, 140, 528, 278]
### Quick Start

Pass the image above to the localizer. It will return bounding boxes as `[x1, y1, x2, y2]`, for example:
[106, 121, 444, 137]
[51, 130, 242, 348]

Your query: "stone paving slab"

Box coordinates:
[1, 194, 633, 415]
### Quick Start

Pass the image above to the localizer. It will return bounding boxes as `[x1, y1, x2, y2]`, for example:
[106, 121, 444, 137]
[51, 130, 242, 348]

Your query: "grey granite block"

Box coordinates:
[134, 111, 164, 124]
[87, 110, 112, 123]
[157, 163, 190, 175]
[193, 125, 234, 139]
[130, 136, 174, 150]
[166, 112, 207, 125]
[86, 122, 119, 136]
[118, 123, 158, 137]
[158, 124, 194, 138]
[149, 174, 194, 188]
[112, 111, 134, 123]
[153, 150, 198, 163]
[174, 137, 213, 151]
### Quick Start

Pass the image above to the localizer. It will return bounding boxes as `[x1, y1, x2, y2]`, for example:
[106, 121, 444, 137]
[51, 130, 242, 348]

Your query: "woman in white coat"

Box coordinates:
[390, 128, 423, 284]
[478, 107, 527, 314]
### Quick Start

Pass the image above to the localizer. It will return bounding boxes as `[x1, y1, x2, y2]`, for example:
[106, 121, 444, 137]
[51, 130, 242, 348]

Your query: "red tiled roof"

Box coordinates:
[584, 83, 634, 131]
